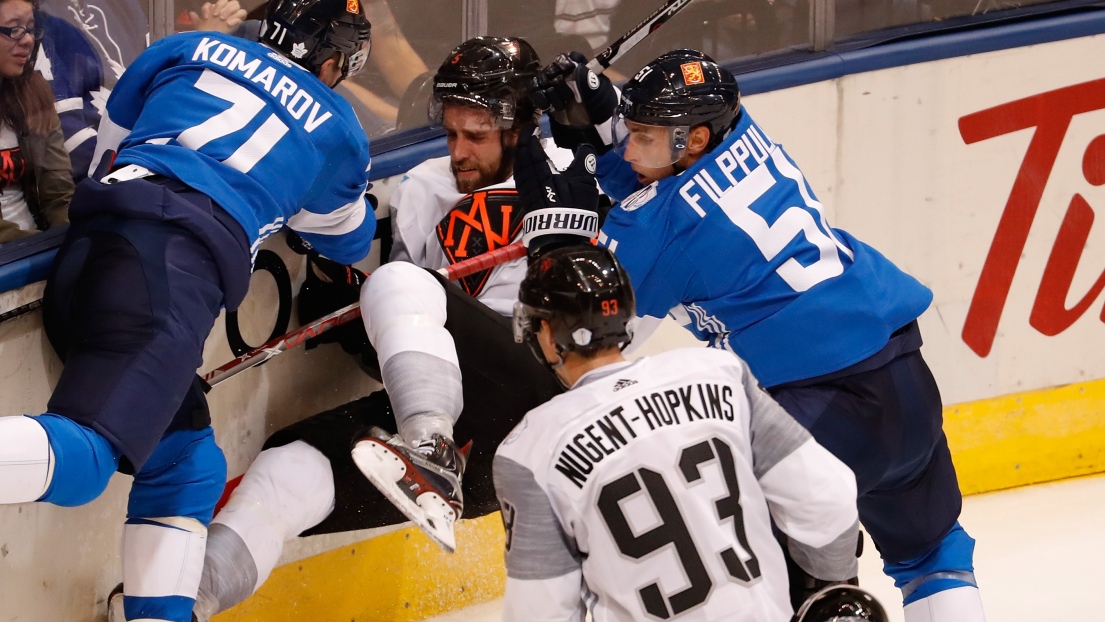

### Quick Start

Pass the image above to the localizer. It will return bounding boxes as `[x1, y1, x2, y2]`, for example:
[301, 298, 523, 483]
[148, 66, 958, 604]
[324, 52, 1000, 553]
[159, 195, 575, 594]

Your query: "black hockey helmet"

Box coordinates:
[429, 36, 541, 130]
[613, 49, 741, 167]
[514, 245, 635, 368]
[261, 0, 371, 81]
[794, 585, 889, 622]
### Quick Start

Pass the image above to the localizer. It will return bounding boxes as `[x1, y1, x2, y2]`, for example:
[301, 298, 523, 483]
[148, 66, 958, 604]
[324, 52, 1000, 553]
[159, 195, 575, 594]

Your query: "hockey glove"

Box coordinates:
[530, 51, 618, 154]
[514, 125, 600, 259]
[285, 230, 317, 256]
[296, 254, 369, 355]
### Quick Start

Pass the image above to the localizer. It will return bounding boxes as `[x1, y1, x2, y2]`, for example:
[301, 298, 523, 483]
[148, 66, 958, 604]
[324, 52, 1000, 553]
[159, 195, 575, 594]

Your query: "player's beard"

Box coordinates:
[451, 143, 515, 194]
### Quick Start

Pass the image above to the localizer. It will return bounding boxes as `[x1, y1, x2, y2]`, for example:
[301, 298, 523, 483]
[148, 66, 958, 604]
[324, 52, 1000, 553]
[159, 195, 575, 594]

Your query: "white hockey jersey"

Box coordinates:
[493, 348, 859, 622]
[388, 140, 575, 316]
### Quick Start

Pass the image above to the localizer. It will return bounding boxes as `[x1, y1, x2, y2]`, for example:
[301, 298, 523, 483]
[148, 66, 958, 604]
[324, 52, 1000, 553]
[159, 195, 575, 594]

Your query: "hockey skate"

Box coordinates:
[351, 427, 468, 553]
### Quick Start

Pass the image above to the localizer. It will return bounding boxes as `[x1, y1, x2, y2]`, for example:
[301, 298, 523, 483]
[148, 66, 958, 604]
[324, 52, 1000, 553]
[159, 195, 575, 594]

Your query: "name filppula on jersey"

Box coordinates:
[679, 123, 777, 216]
[556, 382, 737, 489]
[192, 37, 333, 133]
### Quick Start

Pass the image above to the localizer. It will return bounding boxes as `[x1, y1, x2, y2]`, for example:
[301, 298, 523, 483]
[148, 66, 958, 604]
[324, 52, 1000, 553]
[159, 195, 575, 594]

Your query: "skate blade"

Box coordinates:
[352, 439, 458, 553]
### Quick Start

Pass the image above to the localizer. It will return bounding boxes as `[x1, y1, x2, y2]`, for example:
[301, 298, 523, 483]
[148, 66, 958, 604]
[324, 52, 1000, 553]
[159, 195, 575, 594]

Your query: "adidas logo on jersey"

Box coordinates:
[612, 378, 637, 391]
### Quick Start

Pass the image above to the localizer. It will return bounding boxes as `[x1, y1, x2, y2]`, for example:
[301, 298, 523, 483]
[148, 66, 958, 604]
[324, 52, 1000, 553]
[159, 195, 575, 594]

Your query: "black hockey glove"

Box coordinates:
[530, 51, 618, 154]
[513, 125, 600, 259]
[285, 230, 316, 256]
[296, 254, 369, 356]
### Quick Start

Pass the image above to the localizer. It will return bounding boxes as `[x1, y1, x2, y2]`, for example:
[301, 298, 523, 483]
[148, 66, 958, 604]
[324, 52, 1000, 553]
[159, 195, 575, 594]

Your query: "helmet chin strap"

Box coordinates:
[546, 351, 571, 388]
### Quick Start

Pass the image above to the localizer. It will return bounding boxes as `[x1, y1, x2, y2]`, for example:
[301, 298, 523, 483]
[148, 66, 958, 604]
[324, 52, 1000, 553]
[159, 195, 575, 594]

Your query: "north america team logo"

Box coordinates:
[436, 189, 524, 296]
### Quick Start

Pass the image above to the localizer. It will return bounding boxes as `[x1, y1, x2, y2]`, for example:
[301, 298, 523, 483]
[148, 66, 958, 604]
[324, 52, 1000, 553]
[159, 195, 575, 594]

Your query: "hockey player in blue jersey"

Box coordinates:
[531, 49, 986, 622]
[0, 0, 374, 620]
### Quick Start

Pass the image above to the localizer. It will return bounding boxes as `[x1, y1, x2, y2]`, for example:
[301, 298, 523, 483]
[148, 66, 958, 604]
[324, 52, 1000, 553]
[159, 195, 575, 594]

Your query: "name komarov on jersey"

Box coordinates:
[678, 123, 777, 216]
[191, 37, 333, 133]
[555, 380, 738, 489]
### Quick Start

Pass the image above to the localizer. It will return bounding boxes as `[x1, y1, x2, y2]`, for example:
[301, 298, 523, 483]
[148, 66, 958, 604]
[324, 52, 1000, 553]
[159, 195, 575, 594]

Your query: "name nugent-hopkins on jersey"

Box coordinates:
[554, 380, 739, 489]
[494, 347, 860, 622]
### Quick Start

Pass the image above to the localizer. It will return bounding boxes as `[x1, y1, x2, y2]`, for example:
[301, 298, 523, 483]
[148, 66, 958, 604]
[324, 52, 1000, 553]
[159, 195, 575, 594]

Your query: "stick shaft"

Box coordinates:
[586, 0, 695, 74]
[436, 241, 525, 281]
[206, 241, 527, 387]
[203, 302, 362, 386]
[0, 298, 43, 325]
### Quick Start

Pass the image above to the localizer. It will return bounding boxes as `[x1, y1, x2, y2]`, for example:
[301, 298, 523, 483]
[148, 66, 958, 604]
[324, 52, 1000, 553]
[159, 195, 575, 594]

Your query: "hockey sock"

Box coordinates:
[902, 586, 986, 622]
[25, 413, 120, 507]
[383, 350, 463, 442]
[122, 517, 208, 622]
[194, 523, 258, 618]
[210, 441, 336, 592]
[885, 522, 985, 621]
[123, 428, 226, 622]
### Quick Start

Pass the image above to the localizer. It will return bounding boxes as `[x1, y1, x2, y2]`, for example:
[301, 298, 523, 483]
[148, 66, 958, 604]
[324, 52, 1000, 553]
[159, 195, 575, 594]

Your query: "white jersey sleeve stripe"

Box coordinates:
[89, 112, 131, 178]
[287, 193, 368, 236]
[63, 127, 98, 154]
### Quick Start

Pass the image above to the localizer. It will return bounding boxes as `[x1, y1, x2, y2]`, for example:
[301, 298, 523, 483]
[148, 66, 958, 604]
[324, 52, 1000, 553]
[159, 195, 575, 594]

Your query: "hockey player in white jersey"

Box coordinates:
[497, 243, 873, 621]
[348, 36, 592, 550]
[187, 37, 596, 619]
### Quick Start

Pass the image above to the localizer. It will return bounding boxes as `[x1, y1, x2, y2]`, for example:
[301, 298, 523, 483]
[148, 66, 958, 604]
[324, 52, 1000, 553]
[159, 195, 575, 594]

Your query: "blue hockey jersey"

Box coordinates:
[91, 31, 375, 264]
[598, 106, 932, 388]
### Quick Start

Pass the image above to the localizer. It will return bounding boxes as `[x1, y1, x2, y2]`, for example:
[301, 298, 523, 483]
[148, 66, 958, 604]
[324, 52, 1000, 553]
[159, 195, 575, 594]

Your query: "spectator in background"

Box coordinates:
[39, 0, 147, 86]
[351, 0, 591, 132]
[0, 0, 73, 244]
[37, 10, 102, 182]
[32, 0, 247, 184]
[238, 0, 394, 133]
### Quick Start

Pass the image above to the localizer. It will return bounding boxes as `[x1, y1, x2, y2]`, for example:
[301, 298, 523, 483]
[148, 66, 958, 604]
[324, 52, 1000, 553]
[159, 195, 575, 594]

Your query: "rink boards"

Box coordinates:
[2, 17, 1105, 622]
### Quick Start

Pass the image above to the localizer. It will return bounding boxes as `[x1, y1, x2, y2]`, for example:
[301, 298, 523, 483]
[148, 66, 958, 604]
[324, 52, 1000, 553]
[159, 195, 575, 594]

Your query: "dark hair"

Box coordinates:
[0, 2, 55, 137]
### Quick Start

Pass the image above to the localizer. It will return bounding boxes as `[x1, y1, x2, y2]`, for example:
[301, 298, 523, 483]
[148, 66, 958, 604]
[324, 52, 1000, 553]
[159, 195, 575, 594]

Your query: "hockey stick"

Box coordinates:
[586, 0, 695, 74]
[0, 298, 43, 325]
[203, 240, 526, 387]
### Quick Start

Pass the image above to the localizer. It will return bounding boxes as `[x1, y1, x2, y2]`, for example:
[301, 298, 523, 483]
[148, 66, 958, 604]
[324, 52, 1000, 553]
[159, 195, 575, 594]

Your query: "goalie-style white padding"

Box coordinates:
[0, 415, 54, 503]
[361, 261, 458, 367]
[904, 586, 986, 622]
[211, 441, 336, 589]
[122, 517, 207, 601]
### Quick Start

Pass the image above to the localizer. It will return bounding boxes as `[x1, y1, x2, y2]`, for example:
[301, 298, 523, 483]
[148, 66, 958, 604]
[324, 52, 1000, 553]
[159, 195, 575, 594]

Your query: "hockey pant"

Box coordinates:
[9, 178, 247, 621]
[770, 322, 983, 619]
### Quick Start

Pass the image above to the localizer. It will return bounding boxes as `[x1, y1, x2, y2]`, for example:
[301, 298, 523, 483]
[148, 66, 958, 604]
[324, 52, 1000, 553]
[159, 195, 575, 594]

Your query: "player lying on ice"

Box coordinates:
[500, 241, 888, 622]
[529, 47, 987, 621]
[0, 0, 375, 620]
[184, 36, 602, 620]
